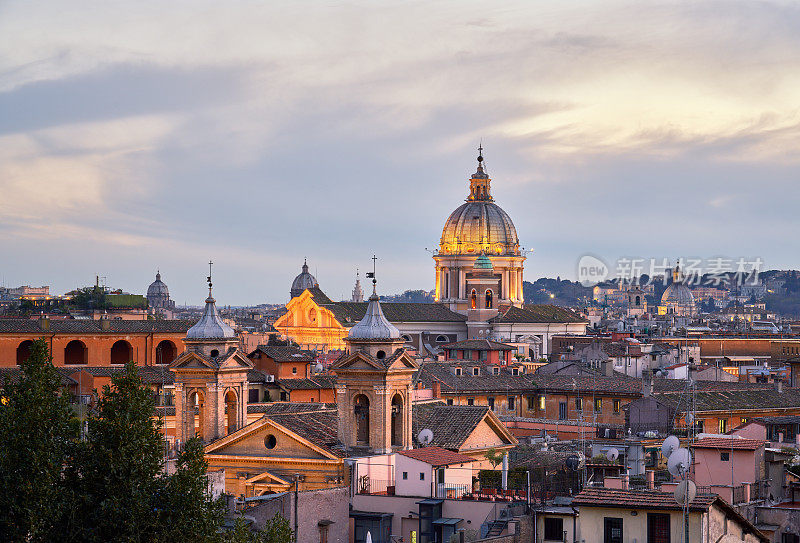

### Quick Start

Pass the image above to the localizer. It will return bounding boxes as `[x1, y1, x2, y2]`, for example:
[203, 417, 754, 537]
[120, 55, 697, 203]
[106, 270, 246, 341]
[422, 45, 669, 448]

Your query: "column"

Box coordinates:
[502, 269, 509, 300]
[435, 268, 441, 301]
[459, 268, 466, 299]
[517, 269, 524, 301]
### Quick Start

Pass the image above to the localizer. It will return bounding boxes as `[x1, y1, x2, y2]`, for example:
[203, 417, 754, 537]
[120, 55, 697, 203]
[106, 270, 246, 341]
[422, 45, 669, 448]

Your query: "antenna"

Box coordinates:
[418, 428, 434, 446]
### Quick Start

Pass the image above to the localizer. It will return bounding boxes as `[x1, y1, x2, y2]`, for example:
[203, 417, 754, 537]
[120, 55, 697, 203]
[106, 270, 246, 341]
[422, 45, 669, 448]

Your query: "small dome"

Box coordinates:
[348, 291, 400, 341]
[290, 260, 319, 298]
[147, 271, 169, 298]
[473, 252, 494, 270]
[186, 294, 235, 339]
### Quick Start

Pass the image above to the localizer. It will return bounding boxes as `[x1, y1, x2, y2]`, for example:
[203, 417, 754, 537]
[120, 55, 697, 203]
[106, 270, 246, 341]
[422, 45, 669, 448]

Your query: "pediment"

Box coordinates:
[219, 351, 254, 370]
[332, 352, 386, 372]
[170, 351, 216, 370]
[205, 416, 336, 460]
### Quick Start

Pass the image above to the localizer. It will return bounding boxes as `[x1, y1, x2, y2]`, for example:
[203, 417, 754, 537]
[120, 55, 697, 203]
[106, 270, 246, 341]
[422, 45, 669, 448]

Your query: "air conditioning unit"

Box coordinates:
[266, 375, 275, 383]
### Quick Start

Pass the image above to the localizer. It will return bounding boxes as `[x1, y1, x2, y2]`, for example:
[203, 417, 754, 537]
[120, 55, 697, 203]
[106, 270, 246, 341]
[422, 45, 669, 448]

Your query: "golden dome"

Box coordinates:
[438, 154, 520, 256]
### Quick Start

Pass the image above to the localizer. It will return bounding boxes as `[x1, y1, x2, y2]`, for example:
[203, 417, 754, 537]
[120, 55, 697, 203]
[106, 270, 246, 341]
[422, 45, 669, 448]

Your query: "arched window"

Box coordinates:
[189, 390, 205, 440]
[470, 289, 477, 309]
[485, 289, 493, 309]
[156, 340, 177, 365]
[65, 340, 87, 365]
[354, 394, 370, 445]
[110, 340, 132, 365]
[16, 340, 33, 365]
[435, 335, 449, 343]
[391, 394, 403, 447]
[401, 334, 412, 343]
[635, 295, 641, 306]
[224, 389, 238, 434]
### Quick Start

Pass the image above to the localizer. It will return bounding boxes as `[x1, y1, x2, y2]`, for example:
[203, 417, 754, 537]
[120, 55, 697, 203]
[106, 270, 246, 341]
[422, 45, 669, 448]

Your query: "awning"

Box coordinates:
[432, 518, 462, 526]
[416, 498, 444, 505]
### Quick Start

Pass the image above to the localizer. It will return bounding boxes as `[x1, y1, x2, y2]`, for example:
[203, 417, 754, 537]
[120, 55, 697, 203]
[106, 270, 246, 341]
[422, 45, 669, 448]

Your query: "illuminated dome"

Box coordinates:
[660, 263, 695, 316]
[439, 155, 520, 256]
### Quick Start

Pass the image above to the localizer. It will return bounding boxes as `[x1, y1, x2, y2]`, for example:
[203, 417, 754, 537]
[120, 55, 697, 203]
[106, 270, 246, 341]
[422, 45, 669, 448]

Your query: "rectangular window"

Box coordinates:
[467, 398, 474, 406]
[437, 468, 445, 484]
[492, 367, 500, 375]
[604, 517, 623, 543]
[538, 395, 546, 410]
[720, 452, 730, 461]
[480, 350, 487, 361]
[419, 472, 425, 481]
[319, 525, 328, 543]
[473, 367, 480, 376]
[508, 396, 515, 410]
[446, 398, 453, 405]
[488, 397, 495, 410]
[719, 418, 728, 433]
[465, 350, 473, 360]
[647, 512, 671, 543]
[292, 367, 297, 374]
[402, 472, 408, 480]
[512, 368, 519, 375]
[455, 367, 462, 376]
[559, 402, 567, 420]
[449, 350, 457, 359]
[740, 417, 748, 424]
[594, 398, 602, 413]
[543, 517, 564, 541]
[613, 399, 621, 414]
[527, 396, 535, 410]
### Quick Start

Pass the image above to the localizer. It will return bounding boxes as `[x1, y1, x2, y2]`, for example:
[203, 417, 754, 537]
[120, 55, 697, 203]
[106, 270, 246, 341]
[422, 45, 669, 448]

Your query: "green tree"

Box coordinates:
[155, 437, 225, 543]
[64, 362, 165, 542]
[225, 515, 293, 543]
[0, 338, 78, 542]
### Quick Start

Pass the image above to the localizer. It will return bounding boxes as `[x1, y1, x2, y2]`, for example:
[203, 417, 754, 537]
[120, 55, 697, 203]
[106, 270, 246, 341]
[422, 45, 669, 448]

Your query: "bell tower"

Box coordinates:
[331, 261, 418, 454]
[171, 263, 252, 445]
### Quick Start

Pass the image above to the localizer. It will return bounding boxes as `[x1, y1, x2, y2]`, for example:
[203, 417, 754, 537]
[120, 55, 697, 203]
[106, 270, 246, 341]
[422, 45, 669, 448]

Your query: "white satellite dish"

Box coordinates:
[606, 448, 619, 461]
[313, 362, 323, 373]
[667, 448, 692, 478]
[418, 428, 434, 446]
[661, 435, 680, 458]
[674, 479, 697, 505]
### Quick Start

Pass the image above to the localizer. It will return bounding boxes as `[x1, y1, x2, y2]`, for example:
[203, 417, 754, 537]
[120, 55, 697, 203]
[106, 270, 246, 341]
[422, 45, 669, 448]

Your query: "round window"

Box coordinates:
[265, 434, 277, 449]
[376, 350, 386, 359]
[210, 349, 219, 357]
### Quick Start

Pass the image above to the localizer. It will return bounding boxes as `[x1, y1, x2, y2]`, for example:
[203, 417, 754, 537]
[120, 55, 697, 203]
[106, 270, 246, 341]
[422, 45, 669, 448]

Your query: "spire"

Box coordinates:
[187, 261, 235, 340]
[348, 256, 400, 341]
[206, 260, 214, 301]
[302, 258, 309, 274]
[155, 269, 161, 281]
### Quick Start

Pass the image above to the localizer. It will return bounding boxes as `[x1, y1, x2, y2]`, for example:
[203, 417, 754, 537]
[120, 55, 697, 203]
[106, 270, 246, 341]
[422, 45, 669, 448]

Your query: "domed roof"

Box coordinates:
[291, 260, 319, 297]
[186, 292, 235, 340]
[348, 287, 401, 341]
[661, 282, 694, 305]
[439, 154, 520, 256]
[473, 252, 494, 270]
[147, 271, 169, 298]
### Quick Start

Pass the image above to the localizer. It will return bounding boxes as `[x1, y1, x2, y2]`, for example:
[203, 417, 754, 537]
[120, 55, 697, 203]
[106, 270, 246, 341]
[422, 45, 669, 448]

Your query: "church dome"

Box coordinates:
[186, 293, 235, 339]
[661, 282, 694, 306]
[147, 272, 169, 299]
[290, 260, 319, 298]
[439, 154, 520, 256]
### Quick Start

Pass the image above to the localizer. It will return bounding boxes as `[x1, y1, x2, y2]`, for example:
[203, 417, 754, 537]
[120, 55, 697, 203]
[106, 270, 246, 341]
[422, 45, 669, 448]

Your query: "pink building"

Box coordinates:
[691, 436, 765, 500]
[441, 339, 514, 365]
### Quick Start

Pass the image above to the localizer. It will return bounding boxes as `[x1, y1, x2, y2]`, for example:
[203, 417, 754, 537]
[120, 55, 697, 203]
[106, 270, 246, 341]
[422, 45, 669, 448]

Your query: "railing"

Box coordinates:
[434, 483, 471, 499]
[356, 477, 394, 496]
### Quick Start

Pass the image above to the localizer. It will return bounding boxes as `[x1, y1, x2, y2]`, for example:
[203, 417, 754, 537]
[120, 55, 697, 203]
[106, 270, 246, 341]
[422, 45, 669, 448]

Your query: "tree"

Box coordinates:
[154, 437, 225, 543]
[0, 338, 78, 542]
[63, 362, 165, 542]
[225, 515, 293, 543]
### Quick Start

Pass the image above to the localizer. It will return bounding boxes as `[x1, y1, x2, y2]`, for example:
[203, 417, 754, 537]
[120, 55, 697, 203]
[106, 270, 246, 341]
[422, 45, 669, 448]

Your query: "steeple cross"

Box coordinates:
[207, 260, 213, 292]
[371, 255, 378, 285]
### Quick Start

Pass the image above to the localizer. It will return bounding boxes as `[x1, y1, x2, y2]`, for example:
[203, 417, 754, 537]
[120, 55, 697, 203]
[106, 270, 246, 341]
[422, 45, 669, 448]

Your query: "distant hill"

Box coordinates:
[523, 278, 592, 307]
[380, 289, 435, 303]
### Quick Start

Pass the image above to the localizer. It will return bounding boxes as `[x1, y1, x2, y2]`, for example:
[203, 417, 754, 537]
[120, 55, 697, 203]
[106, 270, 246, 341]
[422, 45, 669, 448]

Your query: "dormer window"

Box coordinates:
[454, 367, 463, 376]
[472, 367, 480, 376]
[492, 367, 500, 375]
[512, 368, 519, 376]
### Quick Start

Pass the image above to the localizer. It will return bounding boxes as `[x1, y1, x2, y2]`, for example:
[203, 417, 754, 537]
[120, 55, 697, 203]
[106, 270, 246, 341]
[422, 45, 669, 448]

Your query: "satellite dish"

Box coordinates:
[686, 413, 694, 426]
[667, 448, 692, 478]
[566, 454, 580, 471]
[606, 448, 619, 461]
[674, 479, 697, 505]
[418, 428, 434, 446]
[313, 362, 323, 373]
[661, 435, 680, 458]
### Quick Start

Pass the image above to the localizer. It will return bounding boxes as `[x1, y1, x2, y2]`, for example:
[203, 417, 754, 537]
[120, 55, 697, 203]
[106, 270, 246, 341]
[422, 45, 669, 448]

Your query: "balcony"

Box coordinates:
[355, 477, 534, 502]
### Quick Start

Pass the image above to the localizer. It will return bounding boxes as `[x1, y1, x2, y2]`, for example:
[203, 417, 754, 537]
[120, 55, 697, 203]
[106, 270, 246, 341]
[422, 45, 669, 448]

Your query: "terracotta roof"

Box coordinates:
[693, 437, 765, 450]
[0, 367, 77, 386]
[490, 305, 585, 324]
[573, 488, 716, 512]
[0, 318, 193, 335]
[397, 446, 475, 466]
[440, 339, 514, 351]
[655, 387, 800, 413]
[60, 365, 176, 385]
[267, 409, 344, 457]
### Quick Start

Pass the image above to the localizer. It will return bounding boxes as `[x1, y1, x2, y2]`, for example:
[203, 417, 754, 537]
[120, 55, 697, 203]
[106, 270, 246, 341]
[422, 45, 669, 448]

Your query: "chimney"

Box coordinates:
[621, 473, 629, 491]
[642, 369, 653, 397]
[778, 381, 784, 394]
[432, 380, 441, 399]
[603, 359, 613, 377]
[99, 314, 111, 331]
[38, 315, 50, 331]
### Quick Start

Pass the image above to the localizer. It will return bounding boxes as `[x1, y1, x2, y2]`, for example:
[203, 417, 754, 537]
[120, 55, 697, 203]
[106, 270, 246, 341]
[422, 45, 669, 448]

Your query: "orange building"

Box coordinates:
[0, 317, 191, 368]
[247, 345, 316, 379]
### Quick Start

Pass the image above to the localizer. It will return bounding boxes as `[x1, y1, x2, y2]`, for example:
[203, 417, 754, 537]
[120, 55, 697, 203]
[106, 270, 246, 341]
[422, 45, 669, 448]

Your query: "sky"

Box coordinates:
[2, 1, 800, 305]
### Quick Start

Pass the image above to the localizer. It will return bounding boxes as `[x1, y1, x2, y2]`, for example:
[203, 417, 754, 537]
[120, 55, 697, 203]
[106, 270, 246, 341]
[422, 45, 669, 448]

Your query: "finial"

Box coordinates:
[478, 141, 483, 164]
[207, 260, 214, 297]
